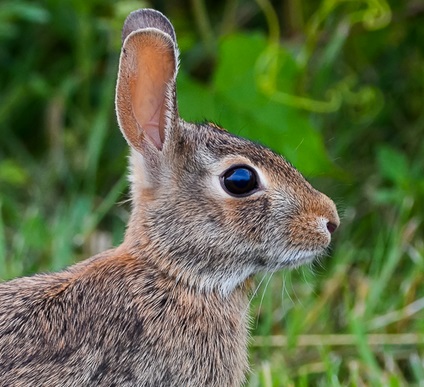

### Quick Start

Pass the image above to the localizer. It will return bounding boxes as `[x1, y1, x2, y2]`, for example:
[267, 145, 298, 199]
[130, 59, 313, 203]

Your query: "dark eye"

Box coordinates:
[221, 166, 259, 197]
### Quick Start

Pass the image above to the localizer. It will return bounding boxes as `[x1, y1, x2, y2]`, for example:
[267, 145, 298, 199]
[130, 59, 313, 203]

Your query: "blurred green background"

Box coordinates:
[1, 0, 423, 384]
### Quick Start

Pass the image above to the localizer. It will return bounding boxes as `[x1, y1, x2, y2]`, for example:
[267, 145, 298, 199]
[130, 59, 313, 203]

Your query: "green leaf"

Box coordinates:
[177, 72, 217, 122]
[376, 146, 409, 186]
[214, 33, 337, 176]
[179, 36, 343, 177]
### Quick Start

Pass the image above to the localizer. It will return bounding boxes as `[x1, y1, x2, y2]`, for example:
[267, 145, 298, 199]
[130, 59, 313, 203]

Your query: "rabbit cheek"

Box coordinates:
[227, 196, 270, 245]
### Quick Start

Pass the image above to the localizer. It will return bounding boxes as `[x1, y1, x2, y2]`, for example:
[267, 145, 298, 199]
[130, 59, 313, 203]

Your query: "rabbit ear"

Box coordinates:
[116, 9, 178, 151]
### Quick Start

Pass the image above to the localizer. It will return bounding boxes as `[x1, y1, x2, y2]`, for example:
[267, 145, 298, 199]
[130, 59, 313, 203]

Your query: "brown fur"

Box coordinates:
[0, 9, 339, 386]
[0, 247, 249, 386]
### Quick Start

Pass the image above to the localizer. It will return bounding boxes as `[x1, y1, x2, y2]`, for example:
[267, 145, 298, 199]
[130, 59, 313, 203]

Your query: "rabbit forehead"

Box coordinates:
[187, 123, 309, 191]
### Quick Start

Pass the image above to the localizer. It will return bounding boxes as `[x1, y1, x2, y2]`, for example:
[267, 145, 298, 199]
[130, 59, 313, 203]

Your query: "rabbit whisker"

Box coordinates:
[253, 270, 277, 330]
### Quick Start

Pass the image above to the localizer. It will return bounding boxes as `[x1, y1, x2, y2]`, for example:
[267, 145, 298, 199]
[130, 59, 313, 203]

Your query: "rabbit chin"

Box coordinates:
[197, 249, 325, 296]
[270, 247, 326, 270]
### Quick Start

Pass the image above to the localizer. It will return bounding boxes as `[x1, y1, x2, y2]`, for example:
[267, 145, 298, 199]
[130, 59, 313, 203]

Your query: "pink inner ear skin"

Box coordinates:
[117, 31, 176, 153]
[143, 91, 166, 150]
[144, 121, 163, 150]
[131, 43, 174, 151]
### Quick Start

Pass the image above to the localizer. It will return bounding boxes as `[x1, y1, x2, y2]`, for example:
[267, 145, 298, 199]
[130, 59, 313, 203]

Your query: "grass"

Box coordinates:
[1, 0, 424, 385]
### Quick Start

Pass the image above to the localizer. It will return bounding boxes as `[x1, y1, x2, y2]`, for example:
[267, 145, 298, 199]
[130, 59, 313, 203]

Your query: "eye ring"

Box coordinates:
[219, 164, 260, 197]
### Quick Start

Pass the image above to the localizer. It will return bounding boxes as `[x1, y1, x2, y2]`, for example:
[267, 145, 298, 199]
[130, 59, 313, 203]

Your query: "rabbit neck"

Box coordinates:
[123, 222, 254, 292]
[124, 208, 256, 296]
[108, 247, 251, 385]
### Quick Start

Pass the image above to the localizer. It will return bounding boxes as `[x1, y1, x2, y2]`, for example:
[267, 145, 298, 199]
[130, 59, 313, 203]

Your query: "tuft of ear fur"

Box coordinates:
[116, 9, 178, 151]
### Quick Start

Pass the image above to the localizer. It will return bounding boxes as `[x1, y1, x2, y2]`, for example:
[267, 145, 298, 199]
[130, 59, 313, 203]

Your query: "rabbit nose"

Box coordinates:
[326, 221, 338, 234]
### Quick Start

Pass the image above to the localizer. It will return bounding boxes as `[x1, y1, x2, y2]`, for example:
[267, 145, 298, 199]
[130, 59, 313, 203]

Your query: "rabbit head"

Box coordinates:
[116, 9, 339, 295]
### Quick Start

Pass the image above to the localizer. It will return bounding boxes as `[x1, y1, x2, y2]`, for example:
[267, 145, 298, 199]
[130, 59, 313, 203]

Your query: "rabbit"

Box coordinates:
[0, 8, 339, 387]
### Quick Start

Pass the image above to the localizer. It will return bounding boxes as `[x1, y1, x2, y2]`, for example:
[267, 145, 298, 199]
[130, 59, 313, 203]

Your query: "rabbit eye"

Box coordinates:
[221, 166, 259, 197]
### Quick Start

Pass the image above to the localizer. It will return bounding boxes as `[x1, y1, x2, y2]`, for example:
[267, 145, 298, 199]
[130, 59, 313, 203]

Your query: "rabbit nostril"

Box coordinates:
[326, 221, 338, 234]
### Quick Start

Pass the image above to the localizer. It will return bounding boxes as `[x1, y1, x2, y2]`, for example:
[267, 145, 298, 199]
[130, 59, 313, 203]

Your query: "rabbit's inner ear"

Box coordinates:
[116, 30, 177, 151]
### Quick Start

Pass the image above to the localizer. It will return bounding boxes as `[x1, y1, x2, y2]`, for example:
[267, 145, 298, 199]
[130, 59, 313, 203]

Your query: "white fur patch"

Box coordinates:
[129, 149, 151, 190]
